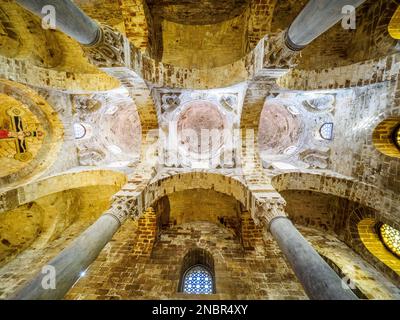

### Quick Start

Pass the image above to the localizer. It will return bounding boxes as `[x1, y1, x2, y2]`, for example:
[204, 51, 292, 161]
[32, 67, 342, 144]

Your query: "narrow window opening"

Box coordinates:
[178, 248, 215, 294]
[319, 122, 334, 140]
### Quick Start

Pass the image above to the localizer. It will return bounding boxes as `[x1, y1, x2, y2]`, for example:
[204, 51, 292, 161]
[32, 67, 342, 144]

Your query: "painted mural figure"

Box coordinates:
[0, 107, 44, 162]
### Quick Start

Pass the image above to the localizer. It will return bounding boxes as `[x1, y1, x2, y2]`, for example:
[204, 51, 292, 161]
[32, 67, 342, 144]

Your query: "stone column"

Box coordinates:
[9, 196, 138, 300]
[16, 0, 100, 45]
[286, 0, 367, 50]
[16, 0, 129, 68]
[255, 200, 358, 300]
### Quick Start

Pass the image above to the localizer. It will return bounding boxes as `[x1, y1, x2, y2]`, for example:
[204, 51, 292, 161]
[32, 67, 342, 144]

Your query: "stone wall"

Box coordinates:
[280, 190, 336, 232]
[75, 0, 124, 32]
[166, 189, 240, 226]
[245, 0, 277, 50]
[278, 54, 400, 91]
[240, 210, 264, 250]
[66, 220, 307, 300]
[276, 56, 400, 214]
[0, 2, 119, 93]
[292, 0, 398, 71]
[278, 186, 400, 289]
[272, 171, 400, 230]
[64, 214, 400, 300]
[118, 0, 151, 52]
[132, 208, 157, 257]
[161, 15, 246, 69]
[347, 0, 399, 65]
[300, 226, 400, 299]
[0, 183, 123, 299]
[331, 83, 400, 194]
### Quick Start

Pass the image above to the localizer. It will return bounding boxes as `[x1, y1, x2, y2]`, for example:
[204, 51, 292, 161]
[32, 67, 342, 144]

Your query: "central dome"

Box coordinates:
[258, 101, 303, 157]
[177, 101, 225, 157]
[101, 104, 141, 156]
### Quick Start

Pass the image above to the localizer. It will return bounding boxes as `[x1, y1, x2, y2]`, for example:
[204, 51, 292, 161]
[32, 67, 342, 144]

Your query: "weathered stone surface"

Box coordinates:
[0, 0, 399, 302]
[66, 220, 307, 300]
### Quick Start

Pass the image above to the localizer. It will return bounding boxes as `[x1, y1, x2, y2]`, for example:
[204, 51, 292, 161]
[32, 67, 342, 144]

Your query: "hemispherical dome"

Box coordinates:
[100, 102, 141, 157]
[177, 101, 225, 157]
[258, 101, 303, 157]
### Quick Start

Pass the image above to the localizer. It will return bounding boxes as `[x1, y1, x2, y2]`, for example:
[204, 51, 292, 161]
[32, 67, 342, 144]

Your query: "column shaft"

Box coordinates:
[269, 217, 358, 300]
[16, 0, 100, 45]
[10, 214, 121, 300]
[287, 0, 366, 50]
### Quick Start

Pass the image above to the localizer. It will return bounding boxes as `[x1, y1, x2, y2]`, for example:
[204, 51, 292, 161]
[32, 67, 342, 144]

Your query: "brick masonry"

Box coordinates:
[0, 0, 399, 301]
[65, 220, 307, 300]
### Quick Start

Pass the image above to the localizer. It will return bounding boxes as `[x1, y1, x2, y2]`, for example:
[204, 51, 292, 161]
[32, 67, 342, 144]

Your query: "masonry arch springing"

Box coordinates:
[0, 169, 127, 213]
[140, 172, 252, 217]
[271, 171, 399, 227]
[0, 169, 126, 270]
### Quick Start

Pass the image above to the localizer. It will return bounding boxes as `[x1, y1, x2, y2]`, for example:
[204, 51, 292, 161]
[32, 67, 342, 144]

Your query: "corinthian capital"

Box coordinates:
[252, 197, 288, 230]
[105, 195, 139, 225]
[263, 30, 300, 69]
[82, 24, 126, 68]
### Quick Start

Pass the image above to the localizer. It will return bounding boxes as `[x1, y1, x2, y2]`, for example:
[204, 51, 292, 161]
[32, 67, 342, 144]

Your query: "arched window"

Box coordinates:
[178, 248, 215, 294]
[391, 124, 400, 151]
[372, 118, 400, 158]
[182, 265, 214, 294]
[379, 224, 400, 258]
[73, 123, 86, 139]
[319, 123, 334, 140]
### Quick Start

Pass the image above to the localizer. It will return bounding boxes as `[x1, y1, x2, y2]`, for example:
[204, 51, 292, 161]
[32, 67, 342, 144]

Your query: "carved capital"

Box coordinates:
[83, 24, 126, 68]
[252, 198, 288, 230]
[263, 30, 300, 69]
[104, 195, 139, 225]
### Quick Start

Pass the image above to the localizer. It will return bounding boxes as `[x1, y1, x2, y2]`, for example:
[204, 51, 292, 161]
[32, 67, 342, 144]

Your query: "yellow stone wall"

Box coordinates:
[0, 178, 125, 299]
[167, 189, 240, 225]
[0, 2, 120, 92]
[161, 15, 246, 69]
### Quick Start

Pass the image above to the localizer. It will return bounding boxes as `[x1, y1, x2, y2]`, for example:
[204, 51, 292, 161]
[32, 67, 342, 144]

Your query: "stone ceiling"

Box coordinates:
[161, 15, 246, 69]
[72, 0, 398, 71]
[146, 0, 249, 25]
[258, 92, 334, 170]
